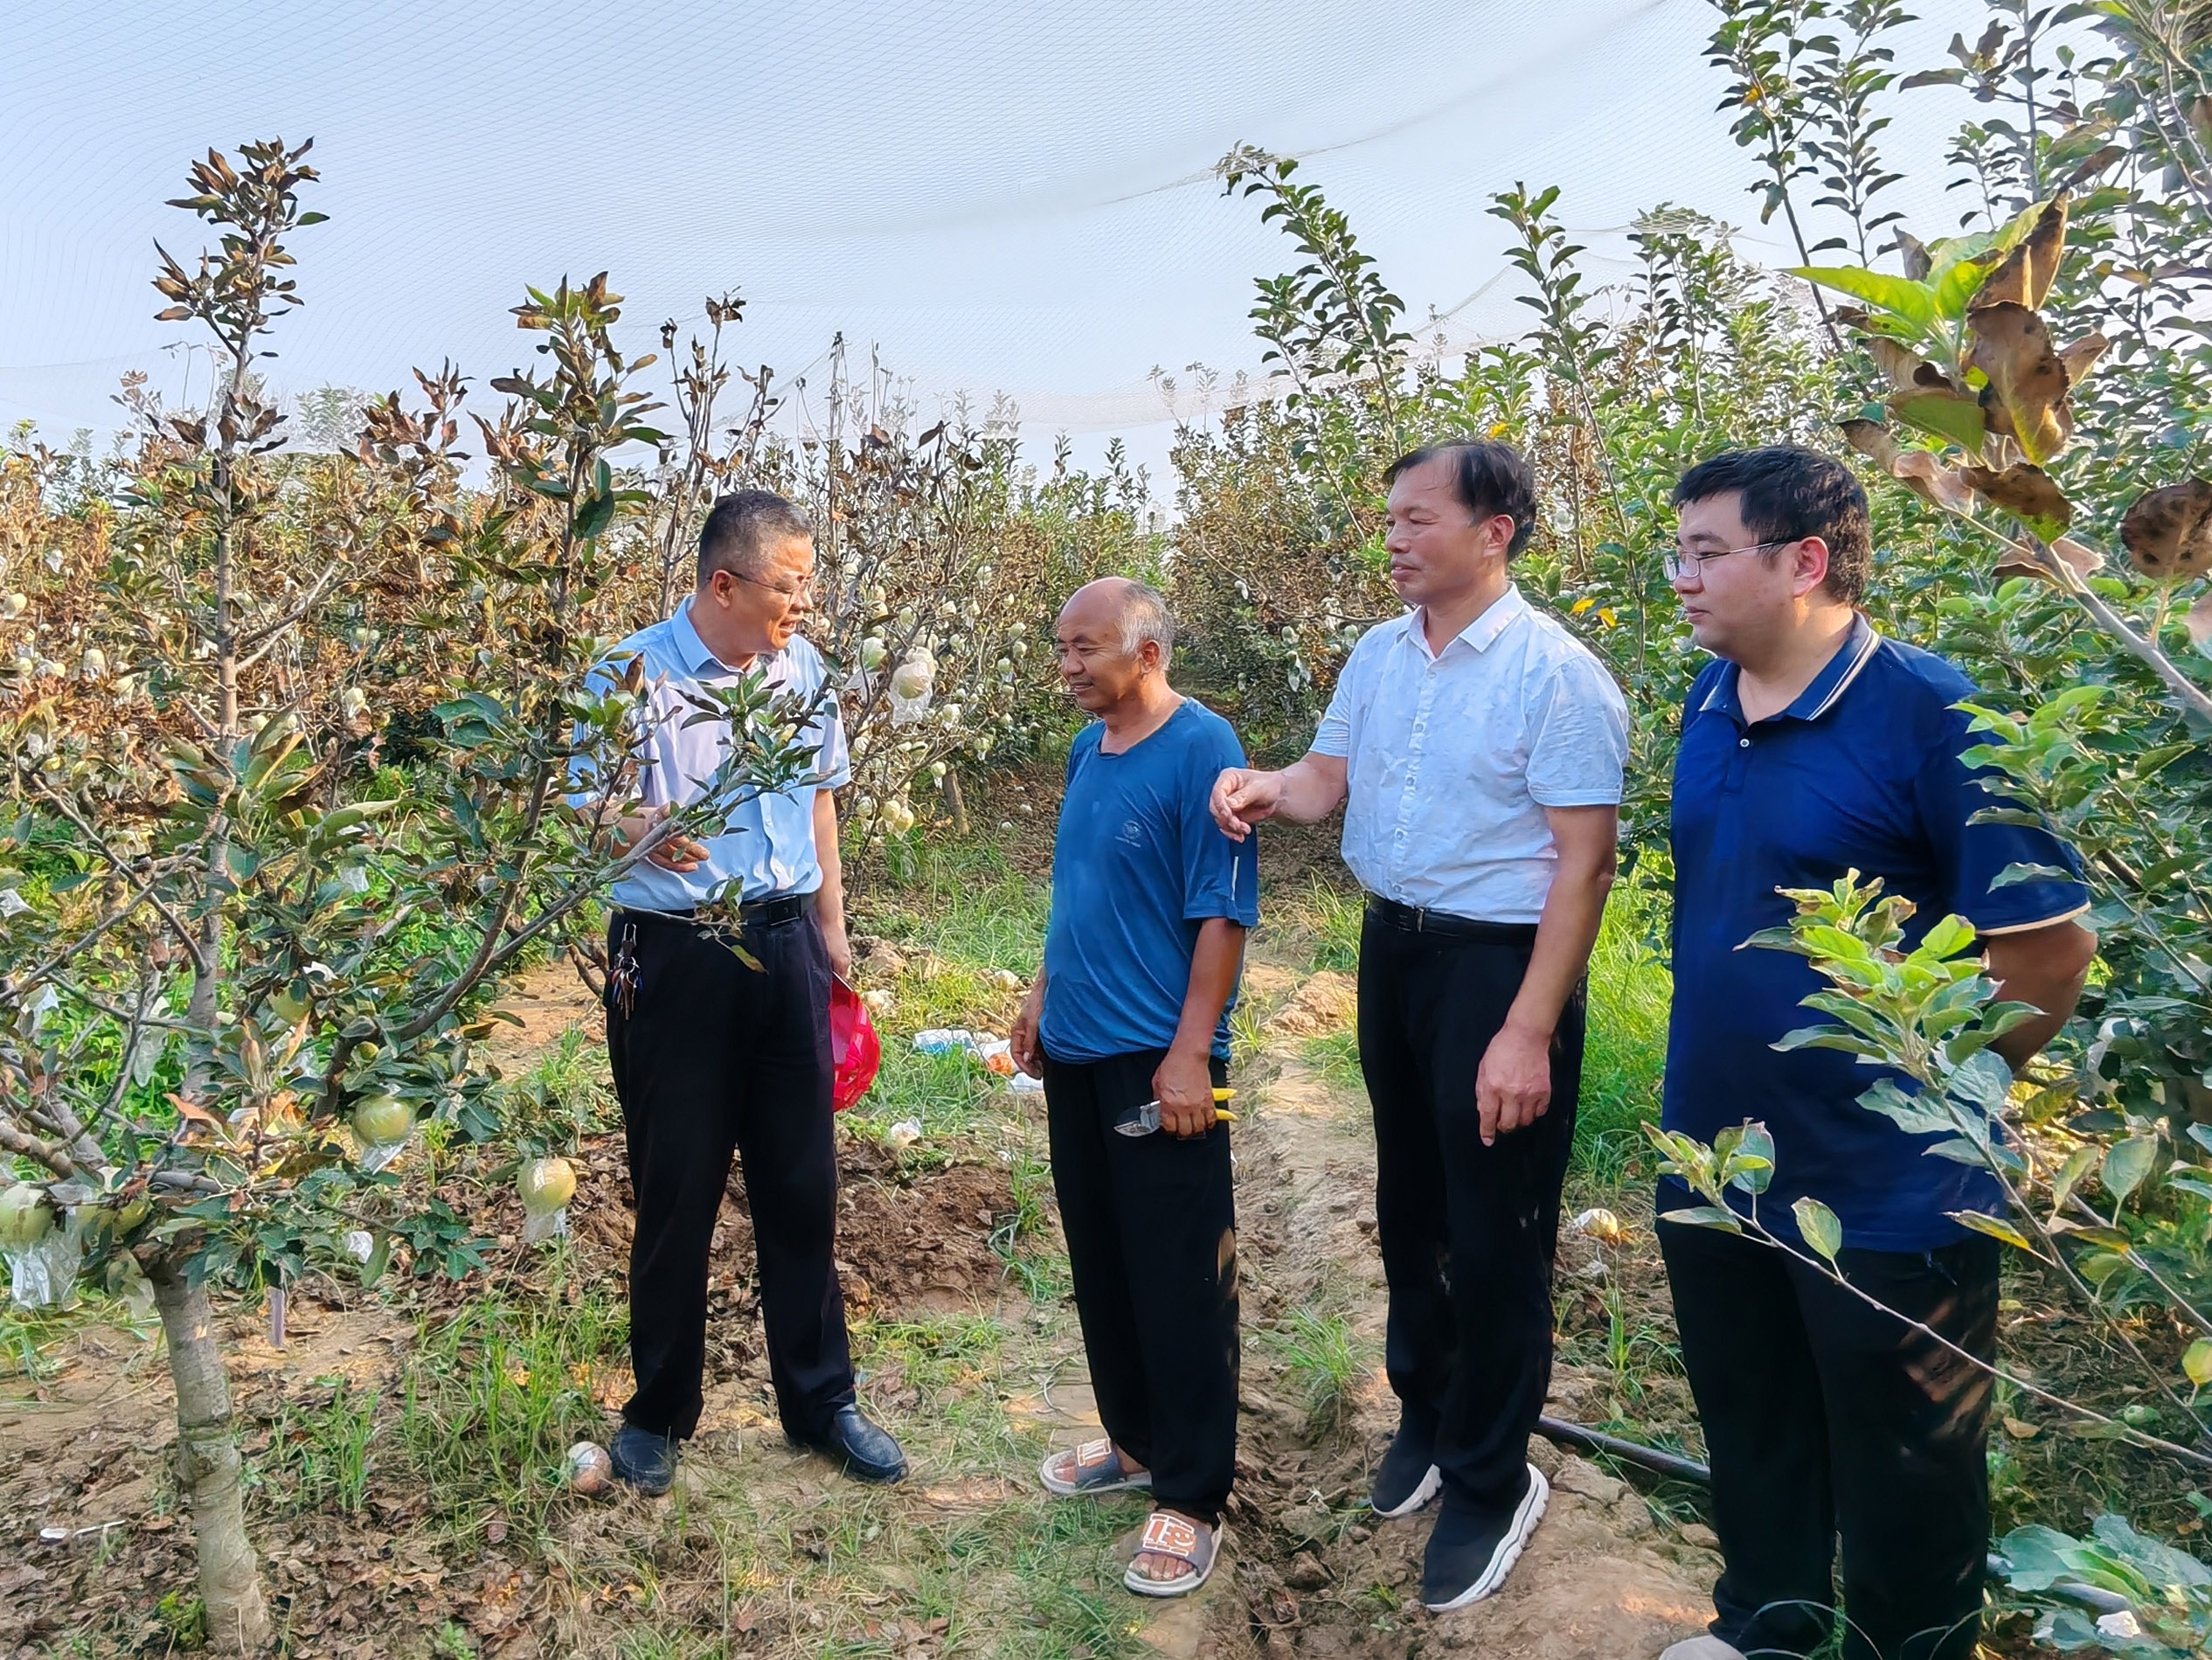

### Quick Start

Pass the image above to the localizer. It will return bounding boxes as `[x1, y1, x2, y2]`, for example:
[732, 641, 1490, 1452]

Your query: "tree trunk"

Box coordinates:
[149, 1257, 272, 1653]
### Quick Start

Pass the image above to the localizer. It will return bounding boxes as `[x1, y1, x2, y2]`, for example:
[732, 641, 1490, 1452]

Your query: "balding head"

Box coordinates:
[1059, 577, 1175, 668]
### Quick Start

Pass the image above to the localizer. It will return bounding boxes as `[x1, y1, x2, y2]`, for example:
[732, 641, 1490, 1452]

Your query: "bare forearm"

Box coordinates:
[1171, 920, 1246, 1054]
[1988, 921, 2096, 1069]
[1268, 755, 1349, 824]
[813, 790, 846, 933]
[1504, 855, 1614, 1041]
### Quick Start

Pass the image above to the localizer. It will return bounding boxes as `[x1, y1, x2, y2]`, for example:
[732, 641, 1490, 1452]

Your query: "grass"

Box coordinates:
[254, 1378, 379, 1516]
[1578, 879, 1672, 1188]
[398, 1268, 629, 1539]
[1262, 1308, 1375, 1436]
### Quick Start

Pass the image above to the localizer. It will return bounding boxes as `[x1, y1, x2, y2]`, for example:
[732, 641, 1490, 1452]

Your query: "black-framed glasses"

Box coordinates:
[1661, 539, 1791, 583]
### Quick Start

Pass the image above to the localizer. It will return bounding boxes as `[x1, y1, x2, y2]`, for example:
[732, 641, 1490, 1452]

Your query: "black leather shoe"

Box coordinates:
[609, 1423, 677, 1496]
[793, 1405, 907, 1484]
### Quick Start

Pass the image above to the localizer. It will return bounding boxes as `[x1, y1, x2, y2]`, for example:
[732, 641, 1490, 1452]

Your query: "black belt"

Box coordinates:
[1365, 894, 1538, 944]
[620, 892, 817, 929]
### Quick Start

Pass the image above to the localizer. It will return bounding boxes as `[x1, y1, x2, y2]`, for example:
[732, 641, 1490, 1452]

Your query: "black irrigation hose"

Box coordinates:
[1536, 1415, 1711, 1484]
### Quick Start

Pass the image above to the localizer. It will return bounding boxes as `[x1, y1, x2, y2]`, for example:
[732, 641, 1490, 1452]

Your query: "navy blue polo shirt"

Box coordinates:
[1663, 616, 2088, 1252]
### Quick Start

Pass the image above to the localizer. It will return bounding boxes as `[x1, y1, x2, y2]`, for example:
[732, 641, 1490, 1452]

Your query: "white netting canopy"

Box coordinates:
[3, 0, 1991, 452]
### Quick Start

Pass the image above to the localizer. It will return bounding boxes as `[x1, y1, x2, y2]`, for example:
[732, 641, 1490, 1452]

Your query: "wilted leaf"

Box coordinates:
[1841, 417, 1899, 468]
[1960, 463, 2073, 531]
[2057, 332, 2109, 388]
[1868, 337, 1956, 392]
[1968, 303, 2072, 464]
[1973, 194, 2069, 311]
[2120, 480, 2212, 580]
[1892, 450, 1976, 511]
[1793, 1197, 1843, 1262]
[2184, 593, 2212, 655]
[1994, 534, 2101, 586]
[2102, 1135, 2159, 1206]
[1893, 229, 1933, 281]
[1890, 386, 1987, 452]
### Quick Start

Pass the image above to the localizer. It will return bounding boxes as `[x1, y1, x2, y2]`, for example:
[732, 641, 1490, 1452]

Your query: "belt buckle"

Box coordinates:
[1411, 905, 1426, 934]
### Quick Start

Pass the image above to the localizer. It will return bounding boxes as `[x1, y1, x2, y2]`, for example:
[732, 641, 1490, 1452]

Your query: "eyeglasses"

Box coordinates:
[1661, 539, 1792, 583]
[729, 570, 816, 603]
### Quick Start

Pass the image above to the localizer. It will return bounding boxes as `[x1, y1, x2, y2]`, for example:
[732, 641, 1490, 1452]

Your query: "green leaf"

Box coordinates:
[1890, 387, 1988, 451]
[2050, 1143, 2101, 1213]
[1660, 1205, 1744, 1234]
[2103, 1136, 2160, 1207]
[2184, 1339, 2212, 1389]
[1789, 267, 1938, 331]
[1724, 1122, 1777, 1196]
[1793, 1197, 1843, 1262]
[1919, 913, 1979, 962]
[1948, 1210, 2035, 1250]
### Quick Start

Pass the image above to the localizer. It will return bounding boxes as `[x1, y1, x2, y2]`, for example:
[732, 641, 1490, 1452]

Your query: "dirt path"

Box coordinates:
[1095, 955, 1720, 1660]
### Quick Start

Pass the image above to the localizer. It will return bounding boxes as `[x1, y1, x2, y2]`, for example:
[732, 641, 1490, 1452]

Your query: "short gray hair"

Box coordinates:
[1113, 579, 1175, 665]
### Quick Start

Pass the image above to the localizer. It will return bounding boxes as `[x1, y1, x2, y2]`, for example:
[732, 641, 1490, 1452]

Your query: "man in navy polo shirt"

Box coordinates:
[1657, 448, 2096, 1660]
[1010, 577, 1258, 1600]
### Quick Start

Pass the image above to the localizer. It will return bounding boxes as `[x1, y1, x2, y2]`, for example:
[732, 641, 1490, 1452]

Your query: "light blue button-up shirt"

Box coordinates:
[1310, 586, 1628, 924]
[572, 601, 849, 913]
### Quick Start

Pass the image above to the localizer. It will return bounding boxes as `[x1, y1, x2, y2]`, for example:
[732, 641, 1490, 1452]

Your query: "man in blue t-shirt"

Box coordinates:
[1657, 448, 2096, 1660]
[1009, 577, 1259, 1601]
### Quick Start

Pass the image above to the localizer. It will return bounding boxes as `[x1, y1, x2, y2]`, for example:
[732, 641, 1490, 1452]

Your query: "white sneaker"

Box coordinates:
[1660, 1637, 1746, 1660]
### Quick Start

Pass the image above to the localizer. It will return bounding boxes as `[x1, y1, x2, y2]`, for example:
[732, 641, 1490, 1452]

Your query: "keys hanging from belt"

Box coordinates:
[609, 922, 641, 1018]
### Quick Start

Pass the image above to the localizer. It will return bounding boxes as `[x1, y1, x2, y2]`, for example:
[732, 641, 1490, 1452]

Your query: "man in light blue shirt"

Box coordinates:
[571, 489, 904, 1494]
[1211, 441, 1627, 1611]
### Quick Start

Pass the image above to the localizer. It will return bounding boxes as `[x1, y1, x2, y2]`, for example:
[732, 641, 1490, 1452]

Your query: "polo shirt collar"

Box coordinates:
[1410, 583, 1528, 662]
[1700, 613, 1880, 726]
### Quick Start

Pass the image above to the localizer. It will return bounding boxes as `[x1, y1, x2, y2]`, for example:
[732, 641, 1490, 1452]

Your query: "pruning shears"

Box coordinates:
[1114, 1088, 1238, 1137]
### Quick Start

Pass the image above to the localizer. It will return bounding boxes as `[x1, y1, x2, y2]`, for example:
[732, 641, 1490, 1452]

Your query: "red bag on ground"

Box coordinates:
[829, 978, 881, 1112]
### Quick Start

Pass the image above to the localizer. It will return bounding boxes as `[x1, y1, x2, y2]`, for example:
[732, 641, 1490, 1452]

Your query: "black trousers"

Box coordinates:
[1661, 1219, 2000, 1660]
[1357, 913, 1581, 1517]
[1042, 1046, 1238, 1526]
[604, 908, 854, 1441]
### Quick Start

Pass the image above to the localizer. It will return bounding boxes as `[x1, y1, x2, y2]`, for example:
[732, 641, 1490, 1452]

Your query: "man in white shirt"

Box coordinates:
[1210, 441, 1627, 1610]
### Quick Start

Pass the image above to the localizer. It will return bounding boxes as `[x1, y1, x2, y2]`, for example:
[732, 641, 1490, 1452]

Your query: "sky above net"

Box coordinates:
[3, 0, 1994, 452]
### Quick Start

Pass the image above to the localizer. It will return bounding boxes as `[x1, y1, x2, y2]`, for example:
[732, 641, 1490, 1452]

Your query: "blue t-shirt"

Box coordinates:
[1040, 699, 1261, 1063]
[1663, 618, 2089, 1252]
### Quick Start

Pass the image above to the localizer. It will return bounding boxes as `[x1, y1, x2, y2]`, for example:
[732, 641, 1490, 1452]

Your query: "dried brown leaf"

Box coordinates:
[1973, 194, 2069, 311]
[2186, 591, 2212, 651]
[1960, 462, 2074, 529]
[2058, 332, 2109, 388]
[1968, 302, 2072, 463]
[1891, 449, 1975, 511]
[2121, 480, 2212, 580]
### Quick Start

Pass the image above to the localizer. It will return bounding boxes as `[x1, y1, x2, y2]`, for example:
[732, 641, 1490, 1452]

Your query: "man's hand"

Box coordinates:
[1210, 768, 1283, 841]
[1475, 1022, 1554, 1147]
[616, 804, 710, 873]
[819, 917, 854, 982]
[1010, 985, 1046, 1079]
[1151, 1045, 1217, 1140]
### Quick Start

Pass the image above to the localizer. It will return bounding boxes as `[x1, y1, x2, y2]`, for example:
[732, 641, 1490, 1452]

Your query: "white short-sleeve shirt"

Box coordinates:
[1311, 585, 1628, 924]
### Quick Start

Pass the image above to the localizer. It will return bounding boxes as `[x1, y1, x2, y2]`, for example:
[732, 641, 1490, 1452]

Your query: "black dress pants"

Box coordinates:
[1042, 1046, 1238, 1526]
[1357, 913, 1581, 1517]
[605, 907, 855, 1441]
[1660, 1219, 2000, 1660]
